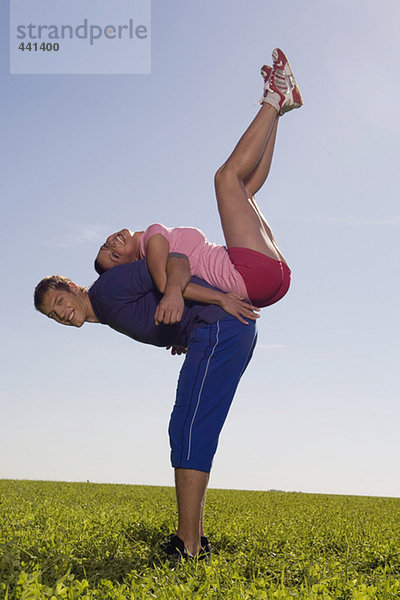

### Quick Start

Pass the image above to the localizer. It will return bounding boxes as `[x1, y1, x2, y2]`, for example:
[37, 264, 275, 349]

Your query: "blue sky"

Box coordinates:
[1, 0, 399, 497]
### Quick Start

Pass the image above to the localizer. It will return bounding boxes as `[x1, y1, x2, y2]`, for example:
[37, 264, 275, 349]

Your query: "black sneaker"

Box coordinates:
[160, 534, 211, 560]
[201, 535, 211, 554]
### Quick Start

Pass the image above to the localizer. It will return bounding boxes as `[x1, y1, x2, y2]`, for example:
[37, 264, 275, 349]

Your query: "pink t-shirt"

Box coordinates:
[140, 223, 248, 298]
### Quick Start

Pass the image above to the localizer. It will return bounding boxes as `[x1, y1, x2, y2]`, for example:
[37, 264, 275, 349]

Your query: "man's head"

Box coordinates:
[34, 275, 90, 328]
[95, 228, 138, 274]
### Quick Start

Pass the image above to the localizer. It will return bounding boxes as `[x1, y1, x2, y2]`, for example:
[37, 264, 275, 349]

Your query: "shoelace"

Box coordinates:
[257, 69, 286, 105]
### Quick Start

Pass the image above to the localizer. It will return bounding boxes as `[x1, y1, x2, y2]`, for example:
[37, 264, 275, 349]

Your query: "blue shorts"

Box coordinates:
[169, 316, 257, 473]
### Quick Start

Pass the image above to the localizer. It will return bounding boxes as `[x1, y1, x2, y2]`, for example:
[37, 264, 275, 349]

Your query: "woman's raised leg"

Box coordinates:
[243, 116, 288, 263]
[214, 102, 282, 260]
[243, 115, 278, 198]
[214, 49, 302, 261]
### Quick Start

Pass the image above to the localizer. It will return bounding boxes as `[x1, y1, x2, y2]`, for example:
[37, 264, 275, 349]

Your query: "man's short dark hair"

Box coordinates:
[34, 275, 76, 313]
[94, 258, 106, 275]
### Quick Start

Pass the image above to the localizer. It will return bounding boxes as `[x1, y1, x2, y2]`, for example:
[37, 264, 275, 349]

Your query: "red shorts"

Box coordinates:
[227, 247, 291, 308]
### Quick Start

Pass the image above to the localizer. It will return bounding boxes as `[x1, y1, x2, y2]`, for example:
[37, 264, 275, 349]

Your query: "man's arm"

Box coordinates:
[146, 235, 224, 323]
[154, 252, 260, 326]
[146, 229, 259, 325]
[154, 253, 190, 325]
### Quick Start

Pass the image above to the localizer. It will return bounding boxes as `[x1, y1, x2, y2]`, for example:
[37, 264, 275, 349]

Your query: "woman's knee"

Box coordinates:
[214, 164, 238, 191]
[214, 164, 225, 185]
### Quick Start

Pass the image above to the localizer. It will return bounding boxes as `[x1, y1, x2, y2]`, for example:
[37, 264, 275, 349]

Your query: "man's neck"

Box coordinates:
[82, 290, 99, 323]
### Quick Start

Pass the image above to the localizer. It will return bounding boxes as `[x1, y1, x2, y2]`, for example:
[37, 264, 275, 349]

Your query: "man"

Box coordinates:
[35, 46, 300, 558]
[34, 254, 258, 559]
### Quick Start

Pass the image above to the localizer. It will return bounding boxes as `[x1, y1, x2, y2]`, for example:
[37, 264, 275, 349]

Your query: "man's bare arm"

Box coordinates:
[154, 253, 260, 326]
[154, 253, 190, 325]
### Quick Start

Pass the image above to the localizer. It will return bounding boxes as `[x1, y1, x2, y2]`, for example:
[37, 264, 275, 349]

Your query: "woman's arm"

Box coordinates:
[146, 235, 260, 325]
[145, 234, 169, 292]
[183, 283, 260, 325]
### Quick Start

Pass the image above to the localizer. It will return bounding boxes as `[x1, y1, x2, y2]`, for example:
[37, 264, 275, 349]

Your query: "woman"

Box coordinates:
[95, 48, 302, 319]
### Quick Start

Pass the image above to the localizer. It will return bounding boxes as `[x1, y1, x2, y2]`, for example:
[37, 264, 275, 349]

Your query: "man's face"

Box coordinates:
[96, 228, 136, 271]
[41, 285, 88, 328]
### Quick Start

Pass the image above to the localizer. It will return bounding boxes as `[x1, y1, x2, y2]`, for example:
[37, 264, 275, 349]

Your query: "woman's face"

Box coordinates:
[96, 228, 137, 271]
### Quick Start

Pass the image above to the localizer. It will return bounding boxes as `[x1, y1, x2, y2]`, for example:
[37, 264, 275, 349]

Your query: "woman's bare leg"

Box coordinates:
[242, 116, 288, 263]
[214, 103, 283, 260]
[249, 195, 287, 263]
[219, 117, 278, 210]
[217, 117, 285, 260]
[243, 115, 278, 197]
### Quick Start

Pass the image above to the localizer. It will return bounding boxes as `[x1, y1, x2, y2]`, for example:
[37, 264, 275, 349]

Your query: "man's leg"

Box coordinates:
[175, 468, 208, 556]
[168, 318, 257, 557]
[199, 475, 209, 538]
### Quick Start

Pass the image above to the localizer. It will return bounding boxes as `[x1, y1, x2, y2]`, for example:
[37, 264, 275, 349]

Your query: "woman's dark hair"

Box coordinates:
[94, 259, 106, 275]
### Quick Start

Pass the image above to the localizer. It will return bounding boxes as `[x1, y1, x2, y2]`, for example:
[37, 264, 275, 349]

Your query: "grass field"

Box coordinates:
[0, 480, 399, 599]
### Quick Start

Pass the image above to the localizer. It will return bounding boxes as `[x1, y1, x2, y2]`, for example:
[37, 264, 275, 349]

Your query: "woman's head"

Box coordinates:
[95, 228, 138, 274]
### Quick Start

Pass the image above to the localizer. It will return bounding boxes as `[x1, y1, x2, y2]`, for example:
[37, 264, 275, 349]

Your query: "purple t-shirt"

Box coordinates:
[89, 260, 227, 348]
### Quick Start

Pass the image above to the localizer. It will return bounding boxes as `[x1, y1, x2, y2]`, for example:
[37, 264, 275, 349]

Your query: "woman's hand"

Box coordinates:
[155, 289, 185, 325]
[219, 292, 260, 325]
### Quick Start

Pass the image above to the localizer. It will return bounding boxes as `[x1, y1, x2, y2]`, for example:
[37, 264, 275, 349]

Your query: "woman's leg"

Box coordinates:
[215, 49, 301, 262]
[214, 103, 283, 260]
[248, 195, 287, 263]
[243, 117, 288, 264]
[217, 116, 286, 263]
[243, 114, 278, 198]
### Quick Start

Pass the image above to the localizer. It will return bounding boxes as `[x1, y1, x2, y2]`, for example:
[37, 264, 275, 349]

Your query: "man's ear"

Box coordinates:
[67, 281, 80, 295]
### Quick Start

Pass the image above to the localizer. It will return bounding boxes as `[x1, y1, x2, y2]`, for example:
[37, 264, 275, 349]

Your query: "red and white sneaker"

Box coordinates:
[259, 64, 271, 100]
[262, 48, 303, 115]
[261, 64, 272, 84]
[257, 65, 271, 106]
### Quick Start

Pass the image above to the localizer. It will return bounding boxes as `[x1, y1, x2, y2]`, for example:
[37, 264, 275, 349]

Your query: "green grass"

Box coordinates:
[0, 480, 399, 599]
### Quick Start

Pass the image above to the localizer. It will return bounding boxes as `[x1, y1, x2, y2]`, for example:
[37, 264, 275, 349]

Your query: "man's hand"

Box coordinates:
[166, 345, 188, 356]
[155, 288, 185, 325]
[219, 292, 260, 325]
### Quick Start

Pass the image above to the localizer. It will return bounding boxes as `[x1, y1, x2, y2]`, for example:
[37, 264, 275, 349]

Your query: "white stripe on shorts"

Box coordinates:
[186, 321, 220, 461]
